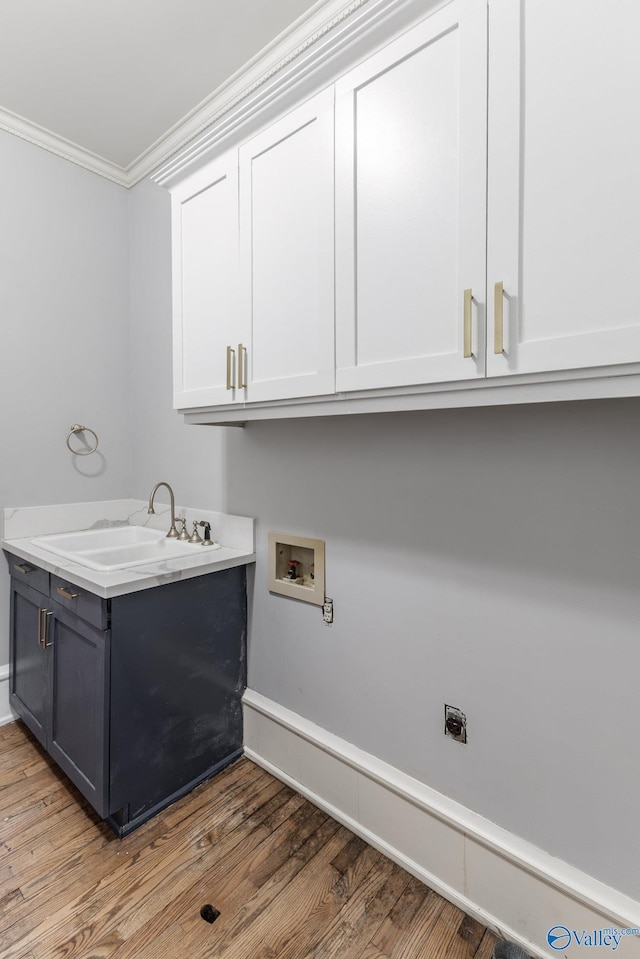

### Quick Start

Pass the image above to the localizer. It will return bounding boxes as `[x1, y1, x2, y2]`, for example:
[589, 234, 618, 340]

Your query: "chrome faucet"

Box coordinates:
[147, 481, 180, 538]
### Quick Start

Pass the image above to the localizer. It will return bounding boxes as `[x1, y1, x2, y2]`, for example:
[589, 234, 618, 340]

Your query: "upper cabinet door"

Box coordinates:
[171, 151, 242, 409]
[335, 0, 488, 392]
[239, 89, 335, 403]
[487, 0, 640, 377]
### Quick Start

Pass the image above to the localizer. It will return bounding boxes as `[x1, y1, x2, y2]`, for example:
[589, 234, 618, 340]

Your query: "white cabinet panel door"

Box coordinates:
[239, 89, 335, 403]
[171, 152, 243, 409]
[487, 0, 640, 377]
[335, 0, 487, 392]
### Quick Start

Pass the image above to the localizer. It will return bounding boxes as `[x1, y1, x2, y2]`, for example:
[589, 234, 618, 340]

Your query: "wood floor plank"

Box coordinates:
[252, 835, 383, 959]
[370, 873, 431, 955]
[7, 774, 288, 959]
[0, 787, 100, 867]
[0, 766, 67, 817]
[36, 777, 291, 959]
[0, 841, 56, 896]
[298, 859, 411, 959]
[84, 788, 308, 959]
[17, 754, 267, 907]
[9, 737, 40, 762]
[174, 821, 354, 959]
[475, 928, 500, 959]
[0, 721, 499, 959]
[0, 752, 55, 789]
[2, 762, 282, 954]
[409, 899, 467, 959]
[456, 913, 487, 956]
[114, 921, 187, 959]
[377, 886, 446, 958]
[358, 946, 388, 959]
[0, 753, 37, 785]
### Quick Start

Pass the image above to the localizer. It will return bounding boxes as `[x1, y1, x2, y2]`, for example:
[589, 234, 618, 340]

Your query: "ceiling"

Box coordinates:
[0, 0, 333, 182]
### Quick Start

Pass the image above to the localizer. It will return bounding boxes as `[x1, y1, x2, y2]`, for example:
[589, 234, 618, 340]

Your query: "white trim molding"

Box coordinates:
[151, 0, 443, 189]
[0, 0, 375, 188]
[0, 106, 131, 186]
[0, 664, 17, 728]
[243, 690, 640, 959]
[0, 0, 451, 188]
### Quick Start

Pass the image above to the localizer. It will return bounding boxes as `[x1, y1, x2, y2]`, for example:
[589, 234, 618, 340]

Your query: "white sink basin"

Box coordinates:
[31, 525, 217, 572]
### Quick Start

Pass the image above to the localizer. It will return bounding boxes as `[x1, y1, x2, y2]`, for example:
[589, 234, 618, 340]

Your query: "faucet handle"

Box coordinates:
[188, 521, 203, 544]
[176, 517, 190, 541]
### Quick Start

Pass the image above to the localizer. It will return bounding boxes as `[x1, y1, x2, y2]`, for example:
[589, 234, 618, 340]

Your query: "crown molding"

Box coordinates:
[149, 0, 446, 189]
[138, 0, 373, 187]
[149, 0, 439, 188]
[0, 0, 441, 189]
[0, 105, 131, 187]
[0, 0, 368, 189]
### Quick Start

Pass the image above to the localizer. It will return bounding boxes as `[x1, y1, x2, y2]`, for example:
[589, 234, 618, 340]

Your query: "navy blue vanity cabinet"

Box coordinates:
[6, 552, 247, 836]
[8, 557, 110, 816]
[107, 565, 247, 836]
[47, 596, 110, 817]
[9, 569, 50, 748]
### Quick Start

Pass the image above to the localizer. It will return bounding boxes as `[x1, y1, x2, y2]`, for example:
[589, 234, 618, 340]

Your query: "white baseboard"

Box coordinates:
[0, 664, 17, 727]
[243, 690, 640, 959]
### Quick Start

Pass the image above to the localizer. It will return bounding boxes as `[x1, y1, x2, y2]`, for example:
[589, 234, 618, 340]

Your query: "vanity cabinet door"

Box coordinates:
[10, 578, 49, 748]
[171, 150, 244, 409]
[9, 563, 109, 815]
[239, 88, 335, 402]
[335, 0, 487, 391]
[487, 0, 640, 377]
[47, 601, 110, 818]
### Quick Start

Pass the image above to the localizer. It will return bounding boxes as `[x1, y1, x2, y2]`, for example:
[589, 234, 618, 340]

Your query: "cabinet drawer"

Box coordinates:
[7, 553, 49, 594]
[50, 574, 108, 630]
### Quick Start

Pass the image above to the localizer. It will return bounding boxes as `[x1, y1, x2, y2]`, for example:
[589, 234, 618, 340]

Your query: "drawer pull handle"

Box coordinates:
[494, 280, 504, 354]
[463, 289, 473, 358]
[237, 343, 246, 389]
[14, 563, 34, 575]
[226, 345, 236, 390]
[57, 586, 79, 600]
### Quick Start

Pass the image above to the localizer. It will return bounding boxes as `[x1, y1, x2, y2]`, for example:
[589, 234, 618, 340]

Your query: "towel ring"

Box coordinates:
[66, 424, 99, 456]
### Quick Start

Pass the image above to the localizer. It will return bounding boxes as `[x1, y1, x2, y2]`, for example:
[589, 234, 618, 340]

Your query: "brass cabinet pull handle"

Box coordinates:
[57, 586, 79, 600]
[494, 281, 504, 354]
[237, 343, 246, 389]
[463, 289, 473, 358]
[37, 608, 53, 648]
[43, 610, 53, 648]
[14, 563, 34, 575]
[226, 345, 235, 390]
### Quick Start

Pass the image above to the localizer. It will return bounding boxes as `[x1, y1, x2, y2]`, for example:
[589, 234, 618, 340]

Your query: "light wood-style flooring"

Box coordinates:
[0, 720, 497, 959]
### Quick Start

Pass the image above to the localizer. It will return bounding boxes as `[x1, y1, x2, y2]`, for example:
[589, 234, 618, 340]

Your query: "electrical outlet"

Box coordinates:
[444, 705, 467, 743]
[322, 598, 334, 625]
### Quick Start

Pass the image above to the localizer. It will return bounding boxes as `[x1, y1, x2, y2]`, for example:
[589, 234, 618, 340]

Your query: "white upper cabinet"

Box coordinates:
[164, 0, 640, 423]
[171, 151, 243, 409]
[239, 89, 335, 403]
[487, 0, 640, 377]
[335, 0, 488, 392]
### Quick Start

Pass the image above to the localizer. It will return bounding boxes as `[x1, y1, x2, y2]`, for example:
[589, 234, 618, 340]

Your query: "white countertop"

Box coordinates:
[2, 499, 255, 599]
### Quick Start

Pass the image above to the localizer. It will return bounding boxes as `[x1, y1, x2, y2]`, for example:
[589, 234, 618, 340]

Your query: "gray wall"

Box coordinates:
[3, 160, 637, 899]
[128, 179, 227, 508]
[128, 179, 640, 900]
[0, 131, 132, 663]
[226, 405, 640, 899]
